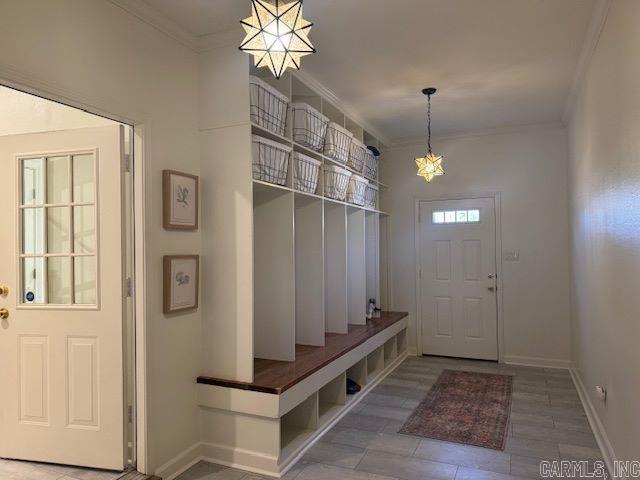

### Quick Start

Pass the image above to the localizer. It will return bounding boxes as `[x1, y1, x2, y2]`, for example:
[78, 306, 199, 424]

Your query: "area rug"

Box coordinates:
[398, 369, 513, 450]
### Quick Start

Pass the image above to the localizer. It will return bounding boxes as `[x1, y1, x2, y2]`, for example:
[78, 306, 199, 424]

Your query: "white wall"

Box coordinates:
[0, 86, 115, 135]
[567, 0, 640, 463]
[0, 0, 201, 473]
[383, 127, 572, 365]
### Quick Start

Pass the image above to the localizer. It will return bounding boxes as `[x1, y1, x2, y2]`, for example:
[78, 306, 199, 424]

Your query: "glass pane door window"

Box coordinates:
[19, 152, 98, 306]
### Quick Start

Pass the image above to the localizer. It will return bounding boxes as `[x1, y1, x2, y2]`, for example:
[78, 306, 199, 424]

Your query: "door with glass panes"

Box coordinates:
[0, 126, 126, 470]
[419, 197, 498, 360]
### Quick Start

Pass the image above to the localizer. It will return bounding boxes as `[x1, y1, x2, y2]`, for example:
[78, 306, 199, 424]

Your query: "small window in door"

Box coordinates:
[432, 209, 480, 224]
[19, 152, 98, 306]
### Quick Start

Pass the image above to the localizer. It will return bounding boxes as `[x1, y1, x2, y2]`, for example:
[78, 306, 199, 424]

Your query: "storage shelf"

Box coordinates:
[252, 179, 387, 215]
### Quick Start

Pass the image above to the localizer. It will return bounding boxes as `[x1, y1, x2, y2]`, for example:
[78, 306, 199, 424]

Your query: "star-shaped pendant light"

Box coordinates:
[240, 0, 316, 79]
[415, 88, 445, 183]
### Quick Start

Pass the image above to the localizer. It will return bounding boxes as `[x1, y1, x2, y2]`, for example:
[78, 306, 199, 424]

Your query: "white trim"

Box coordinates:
[570, 367, 616, 476]
[562, 0, 613, 123]
[132, 125, 148, 473]
[198, 29, 243, 52]
[414, 193, 504, 362]
[184, 352, 408, 479]
[392, 122, 564, 147]
[503, 355, 572, 369]
[106, 0, 199, 52]
[0, 72, 148, 474]
[154, 442, 204, 480]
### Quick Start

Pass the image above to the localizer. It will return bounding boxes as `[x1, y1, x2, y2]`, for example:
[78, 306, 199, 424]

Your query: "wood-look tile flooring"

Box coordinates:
[178, 356, 605, 480]
[0, 458, 123, 480]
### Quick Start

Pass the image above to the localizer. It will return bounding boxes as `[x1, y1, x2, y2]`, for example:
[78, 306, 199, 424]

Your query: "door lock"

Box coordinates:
[0, 308, 9, 320]
[0, 285, 8, 297]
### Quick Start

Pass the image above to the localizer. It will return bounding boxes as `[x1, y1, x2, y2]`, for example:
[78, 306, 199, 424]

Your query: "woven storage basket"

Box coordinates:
[252, 135, 291, 186]
[323, 122, 353, 164]
[348, 138, 368, 173]
[292, 103, 329, 152]
[293, 152, 322, 194]
[363, 148, 378, 180]
[346, 174, 369, 206]
[249, 75, 289, 136]
[324, 164, 352, 201]
[364, 183, 379, 209]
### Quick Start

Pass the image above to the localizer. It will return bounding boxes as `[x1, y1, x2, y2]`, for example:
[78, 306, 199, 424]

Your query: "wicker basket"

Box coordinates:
[293, 152, 322, 194]
[323, 122, 353, 164]
[251, 135, 291, 186]
[348, 138, 368, 173]
[346, 174, 369, 206]
[249, 75, 289, 136]
[292, 103, 329, 152]
[363, 148, 378, 180]
[364, 183, 379, 209]
[324, 164, 352, 201]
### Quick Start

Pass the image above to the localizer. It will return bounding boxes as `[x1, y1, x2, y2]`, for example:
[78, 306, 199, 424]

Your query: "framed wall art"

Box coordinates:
[163, 255, 199, 314]
[163, 170, 199, 230]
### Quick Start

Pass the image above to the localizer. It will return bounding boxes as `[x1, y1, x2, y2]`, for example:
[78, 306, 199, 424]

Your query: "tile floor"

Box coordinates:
[0, 458, 123, 480]
[175, 355, 605, 480]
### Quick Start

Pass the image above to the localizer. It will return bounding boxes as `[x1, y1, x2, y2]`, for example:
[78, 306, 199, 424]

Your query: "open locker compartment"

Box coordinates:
[318, 372, 347, 427]
[253, 183, 296, 361]
[324, 202, 348, 334]
[347, 207, 367, 325]
[295, 194, 325, 346]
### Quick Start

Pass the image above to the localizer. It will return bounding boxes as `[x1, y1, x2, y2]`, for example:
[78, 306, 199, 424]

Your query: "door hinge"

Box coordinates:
[123, 154, 131, 173]
[128, 405, 133, 423]
[125, 277, 133, 297]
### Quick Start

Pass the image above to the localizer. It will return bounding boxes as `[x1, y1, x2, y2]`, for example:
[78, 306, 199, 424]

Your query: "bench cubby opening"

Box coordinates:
[384, 337, 398, 366]
[367, 345, 385, 382]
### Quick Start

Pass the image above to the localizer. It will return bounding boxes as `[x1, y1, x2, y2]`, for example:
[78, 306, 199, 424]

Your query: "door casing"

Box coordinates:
[414, 192, 505, 361]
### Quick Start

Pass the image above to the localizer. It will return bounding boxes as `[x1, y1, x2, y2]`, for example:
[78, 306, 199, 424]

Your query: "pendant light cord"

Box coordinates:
[427, 93, 432, 154]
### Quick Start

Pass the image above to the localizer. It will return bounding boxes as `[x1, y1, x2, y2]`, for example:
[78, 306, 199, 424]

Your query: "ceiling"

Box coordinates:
[142, 0, 597, 142]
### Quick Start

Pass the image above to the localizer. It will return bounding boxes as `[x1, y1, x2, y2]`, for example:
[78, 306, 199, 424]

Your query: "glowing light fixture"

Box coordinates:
[415, 87, 445, 183]
[239, 0, 316, 79]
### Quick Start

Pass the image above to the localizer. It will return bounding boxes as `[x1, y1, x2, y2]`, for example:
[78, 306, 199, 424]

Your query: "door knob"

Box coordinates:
[488, 286, 496, 292]
[0, 308, 9, 320]
[0, 285, 8, 297]
[488, 274, 496, 279]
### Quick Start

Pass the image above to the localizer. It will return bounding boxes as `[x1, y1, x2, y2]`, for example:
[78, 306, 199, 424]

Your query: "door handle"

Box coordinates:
[0, 308, 9, 320]
[488, 286, 496, 292]
[0, 285, 8, 297]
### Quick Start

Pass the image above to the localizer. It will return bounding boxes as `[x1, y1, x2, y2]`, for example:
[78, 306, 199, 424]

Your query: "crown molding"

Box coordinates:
[390, 121, 565, 147]
[562, 0, 612, 124]
[198, 28, 243, 52]
[293, 70, 391, 147]
[107, 0, 200, 52]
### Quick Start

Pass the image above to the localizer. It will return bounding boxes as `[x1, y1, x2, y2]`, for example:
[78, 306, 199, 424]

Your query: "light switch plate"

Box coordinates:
[503, 250, 520, 261]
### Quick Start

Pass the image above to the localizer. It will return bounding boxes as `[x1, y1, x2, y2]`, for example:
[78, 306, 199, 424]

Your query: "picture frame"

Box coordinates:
[163, 170, 199, 230]
[163, 255, 199, 314]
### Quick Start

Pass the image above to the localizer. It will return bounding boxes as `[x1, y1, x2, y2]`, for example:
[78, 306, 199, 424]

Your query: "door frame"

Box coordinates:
[0, 74, 149, 472]
[414, 192, 505, 362]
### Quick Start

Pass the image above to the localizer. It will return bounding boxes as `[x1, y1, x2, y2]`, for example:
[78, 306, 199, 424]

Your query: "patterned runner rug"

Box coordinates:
[399, 369, 513, 450]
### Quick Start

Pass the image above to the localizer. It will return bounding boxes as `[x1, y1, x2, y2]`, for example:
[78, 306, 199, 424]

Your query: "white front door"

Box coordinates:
[0, 126, 126, 470]
[419, 197, 498, 360]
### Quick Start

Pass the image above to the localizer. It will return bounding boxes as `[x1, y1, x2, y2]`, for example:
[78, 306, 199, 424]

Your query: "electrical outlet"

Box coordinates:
[503, 250, 520, 261]
[595, 385, 607, 402]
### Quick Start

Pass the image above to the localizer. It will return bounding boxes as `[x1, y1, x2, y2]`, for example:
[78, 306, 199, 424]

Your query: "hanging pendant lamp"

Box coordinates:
[415, 88, 445, 183]
[239, 0, 316, 79]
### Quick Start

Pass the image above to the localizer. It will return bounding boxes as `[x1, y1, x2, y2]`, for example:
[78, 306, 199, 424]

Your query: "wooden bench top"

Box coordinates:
[197, 311, 408, 394]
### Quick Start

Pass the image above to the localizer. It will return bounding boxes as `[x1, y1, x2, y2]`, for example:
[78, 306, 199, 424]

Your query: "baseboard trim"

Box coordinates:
[570, 367, 617, 477]
[503, 355, 572, 369]
[154, 442, 204, 480]
[192, 351, 409, 478]
[407, 346, 418, 356]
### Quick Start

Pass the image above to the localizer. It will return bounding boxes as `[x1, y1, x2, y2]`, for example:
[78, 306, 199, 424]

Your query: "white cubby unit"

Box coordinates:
[198, 44, 406, 478]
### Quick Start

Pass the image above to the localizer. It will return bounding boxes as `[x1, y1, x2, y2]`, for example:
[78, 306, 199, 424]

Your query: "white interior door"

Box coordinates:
[419, 197, 498, 360]
[0, 126, 126, 470]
